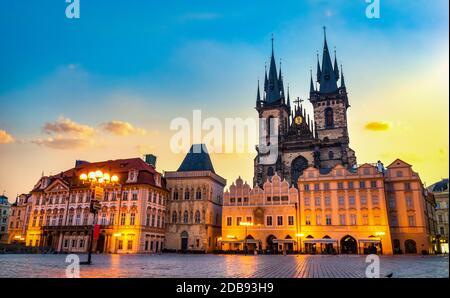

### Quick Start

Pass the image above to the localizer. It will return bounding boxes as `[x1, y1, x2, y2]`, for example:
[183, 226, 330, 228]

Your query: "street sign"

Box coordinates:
[94, 186, 104, 201]
[90, 200, 101, 213]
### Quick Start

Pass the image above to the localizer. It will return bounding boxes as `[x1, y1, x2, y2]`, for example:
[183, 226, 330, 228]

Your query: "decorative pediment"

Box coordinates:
[44, 179, 69, 193]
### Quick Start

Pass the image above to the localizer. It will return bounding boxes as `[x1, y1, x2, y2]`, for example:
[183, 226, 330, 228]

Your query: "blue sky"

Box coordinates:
[0, 0, 448, 198]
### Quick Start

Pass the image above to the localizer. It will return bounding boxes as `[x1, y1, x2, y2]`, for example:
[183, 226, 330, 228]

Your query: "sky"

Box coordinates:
[0, 0, 448, 201]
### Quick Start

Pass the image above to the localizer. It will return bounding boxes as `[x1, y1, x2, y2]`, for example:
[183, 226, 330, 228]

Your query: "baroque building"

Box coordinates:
[221, 175, 299, 253]
[0, 194, 11, 243]
[428, 178, 449, 253]
[7, 193, 33, 244]
[25, 157, 169, 254]
[254, 30, 356, 188]
[165, 144, 226, 252]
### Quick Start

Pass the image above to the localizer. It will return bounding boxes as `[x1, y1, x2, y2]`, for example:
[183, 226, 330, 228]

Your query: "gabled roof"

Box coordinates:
[177, 144, 215, 173]
[386, 158, 412, 168]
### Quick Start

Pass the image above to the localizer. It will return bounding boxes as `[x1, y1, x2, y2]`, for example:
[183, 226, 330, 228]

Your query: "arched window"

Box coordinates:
[325, 108, 334, 128]
[183, 211, 189, 224]
[195, 188, 202, 200]
[172, 211, 177, 223]
[195, 210, 201, 224]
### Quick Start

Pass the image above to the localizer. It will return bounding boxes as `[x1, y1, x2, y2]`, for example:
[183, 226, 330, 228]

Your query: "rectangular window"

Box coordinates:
[349, 196, 355, 206]
[304, 184, 310, 191]
[304, 197, 310, 206]
[371, 181, 377, 188]
[406, 196, 413, 209]
[246, 216, 252, 223]
[236, 217, 242, 226]
[305, 215, 311, 225]
[388, 197, 396, 209]
[127, 240, 133, 250]
[362, 214, 369, 225]
[371, 196, 379, 206]
[315, 215, 321, 225]
[118, 240, 123, 250]
[111, 192, 116, 201]
[324, 183, 330, 190]
[226, 217, 232, 226]
[130, 213, 136, 225]
[360, 196, 367, 205]
[325, 214, 332, 225]
[120, 213, 126, 225]
[122, 192, 128, 200]
[359, 181, 366, 189]
[110, 213, 115, 225]
[350, 214, 357, 225]
[315, 197, 321, 206]
[339, 214, 346, 225]
[337, 182, 344, 190]
[348, 181, 354, 189]
[288, 216, 294, 226]
[325, 197, 331, 206]
[277, 216, 283, 226]
[374, 215, 381, 225]
[338, 196, 345, 206]
[132, 193, 138, 201]
[404, 182, 411, 191]
[408, 215, 416, 226]
[314, 183, 320, 191]
[266, 216, 273, 226]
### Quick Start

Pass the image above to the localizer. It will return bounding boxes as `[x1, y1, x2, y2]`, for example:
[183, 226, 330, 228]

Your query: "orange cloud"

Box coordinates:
[101, 121, 146, 136]
[43, 116, 95, 137]
[364, 121, 390, 131]
[0, 129, 15, 144]
[32, 136, 93, 150]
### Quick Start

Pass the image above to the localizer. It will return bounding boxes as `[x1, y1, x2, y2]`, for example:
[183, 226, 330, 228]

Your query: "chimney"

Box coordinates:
[144, 154, 157, 168]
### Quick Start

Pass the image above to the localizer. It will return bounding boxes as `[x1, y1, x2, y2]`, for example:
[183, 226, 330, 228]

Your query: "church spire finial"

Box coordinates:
[318, 26, 338, 93]
[334, 46, 340, 80]
[340, 64, 346, 88]
[316, 50, 321, 83]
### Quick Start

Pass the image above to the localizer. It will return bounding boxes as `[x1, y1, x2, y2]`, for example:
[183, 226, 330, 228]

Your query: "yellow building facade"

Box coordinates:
[221, 175, 299, 253]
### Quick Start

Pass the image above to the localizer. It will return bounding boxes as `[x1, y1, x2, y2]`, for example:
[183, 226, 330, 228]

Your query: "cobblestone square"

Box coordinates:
[0, 254, 447, 278]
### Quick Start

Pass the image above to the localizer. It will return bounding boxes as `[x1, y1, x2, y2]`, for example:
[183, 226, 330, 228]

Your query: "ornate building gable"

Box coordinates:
[44, 178, 69, 193]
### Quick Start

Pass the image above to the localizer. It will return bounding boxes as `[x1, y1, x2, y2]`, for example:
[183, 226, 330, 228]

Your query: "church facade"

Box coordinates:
[254, 31, 356, 188]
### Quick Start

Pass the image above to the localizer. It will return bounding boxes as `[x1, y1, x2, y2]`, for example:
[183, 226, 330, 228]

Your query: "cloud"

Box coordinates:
[43, 116, 95, 137]
[0, 129, 15, 144]
[101, 121, 146, 136]
[364, 121, 390, 131]
[32, 136, 93, 150]
[33, 117, 95, 149]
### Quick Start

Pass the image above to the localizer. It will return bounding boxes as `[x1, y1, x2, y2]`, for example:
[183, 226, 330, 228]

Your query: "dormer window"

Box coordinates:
[127, 169, 138, 183]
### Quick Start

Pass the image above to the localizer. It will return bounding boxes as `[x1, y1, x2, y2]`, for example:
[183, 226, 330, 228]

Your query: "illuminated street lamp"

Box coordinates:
[375, 231, 385, 255]
[296, 233, 304, 254]
[79, 170, 119, 265]
[239, 221, 253, 255]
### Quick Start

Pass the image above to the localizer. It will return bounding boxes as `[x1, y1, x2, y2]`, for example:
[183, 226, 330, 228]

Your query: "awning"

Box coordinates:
[303, 239, 338, 244]
[273, 239, 296, 243]
[219, 239, 261, 244]
[359, 239, 381, 243]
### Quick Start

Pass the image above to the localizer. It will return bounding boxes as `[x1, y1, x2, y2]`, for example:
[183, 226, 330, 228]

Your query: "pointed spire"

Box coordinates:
[287, 84, 291, 110]
[340, 64, 346, 88]
[264, 63, 268, 92]
[256, 80, 261, 107]
[279, 60, 285, 100]
[310, 68, 315, 93]
[316, 51, 321, 83]
[334, 47, 340, 80]
[318, 26, 338, 93]
[266, 35, 282, 104]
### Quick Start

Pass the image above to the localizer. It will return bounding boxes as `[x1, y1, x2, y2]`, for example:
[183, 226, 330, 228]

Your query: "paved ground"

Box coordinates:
[0, 254, 447, 278]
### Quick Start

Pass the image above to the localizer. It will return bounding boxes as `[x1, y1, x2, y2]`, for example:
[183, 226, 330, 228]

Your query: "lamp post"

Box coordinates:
[296, 233, 304, 254]
[375, 231, 385, 255]
[239, 222, 253, 256]
[79, 170, 119, 265]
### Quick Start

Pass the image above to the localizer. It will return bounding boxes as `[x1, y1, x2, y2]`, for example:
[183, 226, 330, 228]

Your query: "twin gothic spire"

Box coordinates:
[257, 28, 347, 109]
